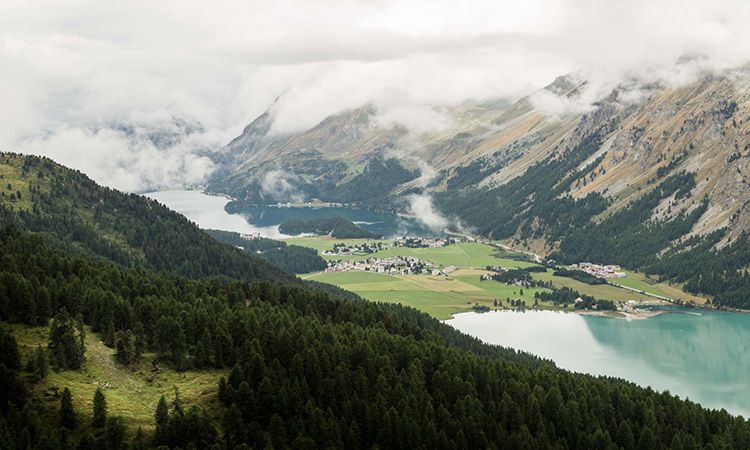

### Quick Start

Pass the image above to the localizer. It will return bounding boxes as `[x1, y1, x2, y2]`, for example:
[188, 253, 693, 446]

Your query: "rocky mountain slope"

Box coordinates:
[210, 68, 750, 252]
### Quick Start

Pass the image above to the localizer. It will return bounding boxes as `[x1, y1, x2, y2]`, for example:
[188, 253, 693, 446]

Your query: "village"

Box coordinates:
[573, 262, 626, 278]
[322, 241, 387, 256]
[321, 236, 465, 256]
[325, 255, 457, 276]
[393, 236, 458, 248]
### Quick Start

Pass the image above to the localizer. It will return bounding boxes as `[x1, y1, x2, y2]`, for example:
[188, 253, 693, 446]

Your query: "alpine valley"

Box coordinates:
[209, 67, 750, 309]
[5, 59, 750, 450]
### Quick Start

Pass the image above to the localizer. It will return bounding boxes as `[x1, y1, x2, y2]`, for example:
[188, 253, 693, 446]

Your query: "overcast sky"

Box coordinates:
[2, 0, 749, 191]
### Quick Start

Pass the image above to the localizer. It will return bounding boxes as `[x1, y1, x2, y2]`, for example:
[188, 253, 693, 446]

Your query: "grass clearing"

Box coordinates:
[0, 156, 47, 211]
[9, 323, 226, 435]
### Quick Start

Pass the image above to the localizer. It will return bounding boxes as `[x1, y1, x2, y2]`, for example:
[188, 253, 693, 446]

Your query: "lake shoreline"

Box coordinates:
[445, 308, 750, 417]
[446, 307, 667, 321]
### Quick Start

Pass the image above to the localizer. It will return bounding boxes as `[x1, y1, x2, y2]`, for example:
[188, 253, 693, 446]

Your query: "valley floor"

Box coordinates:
[292, 237, 707, 320]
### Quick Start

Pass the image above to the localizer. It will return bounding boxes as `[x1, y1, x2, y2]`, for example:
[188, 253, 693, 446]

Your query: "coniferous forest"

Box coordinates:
[4, 152, 750, 449]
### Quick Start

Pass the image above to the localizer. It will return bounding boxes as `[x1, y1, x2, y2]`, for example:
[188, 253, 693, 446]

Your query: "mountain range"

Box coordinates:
[208, 66, 750, 257]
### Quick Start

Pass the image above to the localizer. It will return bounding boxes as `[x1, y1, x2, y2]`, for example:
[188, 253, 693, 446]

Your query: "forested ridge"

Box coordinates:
[436, 130, 611, 241]
[0, 153, 292, 283]
[278, 217, 381, 239]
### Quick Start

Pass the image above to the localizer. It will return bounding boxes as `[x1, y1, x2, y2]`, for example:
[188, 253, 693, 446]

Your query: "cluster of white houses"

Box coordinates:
[326, 256, 455, 276]
[321, 236, 464, 257]
[573, 262, 626, 278]
[322, 242, 387, 256]
[393, 237, 456, 248]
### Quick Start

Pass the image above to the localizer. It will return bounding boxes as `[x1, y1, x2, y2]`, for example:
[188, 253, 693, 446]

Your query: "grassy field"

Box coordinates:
[614, 270, 707, 304]
[305, 269, 552, 319]
[286, 236, 538, 268]
[292, 236, 707, 318]
[532, 271, 658, 302]
[9, 324, 226, 435]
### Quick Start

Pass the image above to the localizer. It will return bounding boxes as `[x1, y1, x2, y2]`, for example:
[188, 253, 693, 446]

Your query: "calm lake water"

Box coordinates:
[447, 308, 750, 417]
[144, 190, 287, 238]
[145, 190, 434, 238]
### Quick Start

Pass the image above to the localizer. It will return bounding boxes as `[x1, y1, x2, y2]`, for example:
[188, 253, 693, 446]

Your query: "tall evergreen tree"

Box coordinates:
[154, 394, 169, 444]
[115, 330, 140, 366]
[105, 416, 126, 450]
[59, 387, 76, 429]
[48, 308, 85, 370]
[29, 345, 48, 381]
[92, 387, 107, 428]
[0, 330, 21, 371]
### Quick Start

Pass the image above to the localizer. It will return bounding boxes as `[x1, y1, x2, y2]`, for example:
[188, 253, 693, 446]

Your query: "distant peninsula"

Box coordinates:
[279, 216, 381, 239]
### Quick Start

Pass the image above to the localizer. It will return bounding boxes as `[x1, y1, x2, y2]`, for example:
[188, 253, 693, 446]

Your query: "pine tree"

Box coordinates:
[48, 308, 85, 370]
[105, 416, 126, 450]
[131, 427, 147, 450]
[105, 319, 116, 348]
[30, 345, 48, 381]
[115, 330, 140, 366]
[92, 387, 107, 428]
[171, 387, 184, 416]
[0, 331, 21, 371]
[154, 394, 169, 444]
[59, 387, 76, 429]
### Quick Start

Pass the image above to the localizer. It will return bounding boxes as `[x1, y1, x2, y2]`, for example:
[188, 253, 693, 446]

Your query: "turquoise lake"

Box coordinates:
[447, 308, 750, 417]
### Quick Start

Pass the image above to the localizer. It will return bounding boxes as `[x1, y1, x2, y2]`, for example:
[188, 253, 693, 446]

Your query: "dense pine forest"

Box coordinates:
[4, 152, 750, 449]
[205, 229, 327, 274]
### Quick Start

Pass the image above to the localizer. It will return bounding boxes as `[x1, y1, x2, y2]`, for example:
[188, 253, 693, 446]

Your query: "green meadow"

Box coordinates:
[305, 269, 552, 320]
[292, 236, 707, 318]
[10, 324, 226, 435]
[612, 270, 707, 304]
[287, 236, 537, 268]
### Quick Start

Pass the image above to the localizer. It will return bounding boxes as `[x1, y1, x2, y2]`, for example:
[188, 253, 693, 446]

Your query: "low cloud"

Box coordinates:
[18, 124, 217, 193]
[2, 0, 750, 191]
[401, 158, 455, 232]
[374, 89, 453, 134]
[407, 193, 450, 232]
[260, 169, 305, 203]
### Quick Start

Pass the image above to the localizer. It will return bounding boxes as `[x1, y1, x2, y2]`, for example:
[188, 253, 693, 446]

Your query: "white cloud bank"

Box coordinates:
[2, 0, 750, 191]
[407, 193, 450, 232]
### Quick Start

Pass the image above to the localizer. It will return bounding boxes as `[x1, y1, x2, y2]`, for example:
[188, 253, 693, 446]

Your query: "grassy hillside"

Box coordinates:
[10, 323, 225, 434]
